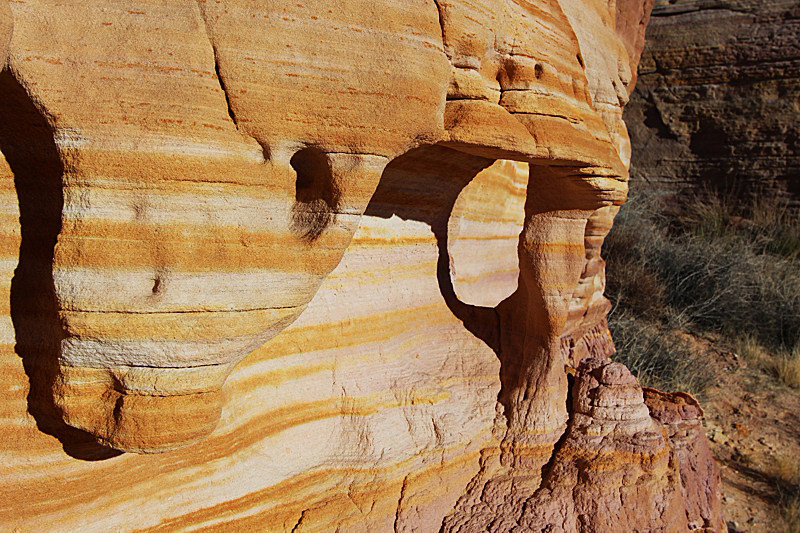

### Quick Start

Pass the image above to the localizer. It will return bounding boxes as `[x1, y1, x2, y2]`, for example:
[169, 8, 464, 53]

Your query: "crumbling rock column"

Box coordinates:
[442, 359, 726, 533]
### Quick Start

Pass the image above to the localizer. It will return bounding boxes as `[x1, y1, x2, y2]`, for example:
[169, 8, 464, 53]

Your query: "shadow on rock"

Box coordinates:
[0, 68, 120, 460]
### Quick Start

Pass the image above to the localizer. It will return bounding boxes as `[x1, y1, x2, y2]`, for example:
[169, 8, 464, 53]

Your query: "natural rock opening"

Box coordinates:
[0, 0, 729, 530]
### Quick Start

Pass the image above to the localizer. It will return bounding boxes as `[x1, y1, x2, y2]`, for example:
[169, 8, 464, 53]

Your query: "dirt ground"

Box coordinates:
[694, 337, 800, 533]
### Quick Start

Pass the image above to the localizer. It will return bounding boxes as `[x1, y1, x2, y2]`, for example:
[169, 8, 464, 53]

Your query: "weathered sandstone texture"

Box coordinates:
[441, 359, 726, 532]
[625, 0, 800, 198]
[1, 0, 723, 531]
[0, 0, 10, 67]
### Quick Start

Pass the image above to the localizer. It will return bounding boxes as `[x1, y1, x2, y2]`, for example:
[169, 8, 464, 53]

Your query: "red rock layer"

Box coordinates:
[441, 359, 726, 533]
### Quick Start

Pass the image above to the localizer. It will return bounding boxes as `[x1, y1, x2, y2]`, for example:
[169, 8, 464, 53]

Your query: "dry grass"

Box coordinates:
[772, 456, 800, 533]
[774, 455, 800, 486]
[734, 334, 771, 364]
[781, 495, 800, 533]
[609, 312, 715, 397]
[770, 347, 800, 390]
[604, 186, 800, 393]
[734, 336, 800, 389]
[604, 186, 800, 530]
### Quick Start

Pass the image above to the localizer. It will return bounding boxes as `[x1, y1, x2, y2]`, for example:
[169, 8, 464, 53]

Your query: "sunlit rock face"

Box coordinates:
[0, 1, 9, 66]
[0, 1, 723, 531]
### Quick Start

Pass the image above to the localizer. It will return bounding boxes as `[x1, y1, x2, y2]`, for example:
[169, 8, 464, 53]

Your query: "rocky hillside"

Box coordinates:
[625, 0, 800, 198]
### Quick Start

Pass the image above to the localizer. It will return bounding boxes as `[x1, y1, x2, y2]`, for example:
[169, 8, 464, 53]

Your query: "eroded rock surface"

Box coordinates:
[625, 0, 800, 199]
[4, 0, 629, 455]
[0, 0, 724, 531]
[441, 359, 725, 533]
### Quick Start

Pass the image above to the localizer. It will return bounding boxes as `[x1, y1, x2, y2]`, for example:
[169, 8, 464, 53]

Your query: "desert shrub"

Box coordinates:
[609, 312, 715, 397]
[665, 189, 800, 350]
[604, 186, 800, 391]
[781, 492, 800, 533]
[603, 194, 669, 322]
[772, 456, 800, 533]
[768, 346, 800, 390]
[675, 188, 800, 260]
[734, 335, 800, 390]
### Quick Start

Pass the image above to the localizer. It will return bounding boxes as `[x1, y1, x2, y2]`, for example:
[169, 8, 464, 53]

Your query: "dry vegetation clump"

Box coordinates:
[771, 349, 800, 390]
[736, 335, 800, 390]
[772, 455, 800, 533]
[603, 186, 800, 394]
[609, 313, 715, 395]
[605, 186, 800, 529]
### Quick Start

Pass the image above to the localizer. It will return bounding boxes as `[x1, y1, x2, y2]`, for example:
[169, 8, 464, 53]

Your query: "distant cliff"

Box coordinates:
[625, 0, 800, 198]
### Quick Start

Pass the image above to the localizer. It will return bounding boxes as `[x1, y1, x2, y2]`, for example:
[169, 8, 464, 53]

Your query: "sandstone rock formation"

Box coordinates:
[0, 0, 10, 67]
[440, 359, 725, 532]
[0, 1, 724, 531]
[625, 0, 800, 198]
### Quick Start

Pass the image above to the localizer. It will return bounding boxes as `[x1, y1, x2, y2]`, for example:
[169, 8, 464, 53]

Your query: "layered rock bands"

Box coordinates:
[1, 1, 723, 531]
[625, 0, 800, 199]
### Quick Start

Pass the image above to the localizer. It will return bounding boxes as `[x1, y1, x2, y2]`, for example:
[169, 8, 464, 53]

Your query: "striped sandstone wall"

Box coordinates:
[0, 1, 723, 531]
